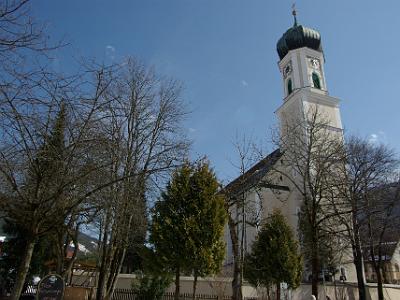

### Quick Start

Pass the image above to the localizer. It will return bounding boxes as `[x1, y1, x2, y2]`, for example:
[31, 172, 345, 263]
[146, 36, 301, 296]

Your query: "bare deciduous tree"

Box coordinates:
[0, 62, 127, 299]
[223, 134, 278, 300]
[329, 136, 399, 300]
[94, 59, 189, 300]
[270, 107, 346, 300]
[365, 180, 400, 300]
[0, 0, 53, 53]
[0, 2, 189, 299]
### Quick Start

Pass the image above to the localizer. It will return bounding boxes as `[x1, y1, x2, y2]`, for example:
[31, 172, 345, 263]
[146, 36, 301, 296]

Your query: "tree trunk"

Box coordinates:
[276, 282, 280, 300]
[96, 210, 113, 300]
[10, 237, 36, 300]
[351, 206, 367, 300]
[227, 213, 242, 300]
[104, 209, 135, 300]
[62, 233, 79, 283]
[266, 286, 271, 300]
[96, 259, 108, 300]
[240, 192, 245, 300]
[98, 243, 116, 300]
[192, 272, 198, 300]
[367, 215, 384, 300]
[352, 241, 367, 300]
[369, 261, 384, 300]
[375, 264, 384, 300]
[311, 244, 319, 300]
[56, 230, 66, 275]
[62, 249, 77, 283]
[104, 246, 127, 300]
[174, 265, 180, 300]
[232, 259, 242, 300]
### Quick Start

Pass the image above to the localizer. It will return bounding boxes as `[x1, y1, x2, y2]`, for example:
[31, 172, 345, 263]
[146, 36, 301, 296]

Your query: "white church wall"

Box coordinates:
[259, 157, 358, 284]
[222, 189, 263, 268]
[303, 97, 342, 130]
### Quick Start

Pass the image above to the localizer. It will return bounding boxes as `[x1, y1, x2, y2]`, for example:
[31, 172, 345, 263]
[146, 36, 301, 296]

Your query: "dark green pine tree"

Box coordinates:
[150, 160, 227, 300]
[150, 162, 193, 300]
[31, 101, 67, 200]
[244, 210, 302, 300]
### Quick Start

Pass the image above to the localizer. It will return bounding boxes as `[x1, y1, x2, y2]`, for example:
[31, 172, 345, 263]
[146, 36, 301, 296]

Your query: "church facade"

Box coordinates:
[223, 14, 357, 284]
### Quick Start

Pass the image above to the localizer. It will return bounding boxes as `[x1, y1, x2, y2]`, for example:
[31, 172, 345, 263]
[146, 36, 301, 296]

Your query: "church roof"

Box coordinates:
[277, 22, 323, 60]
[223, 148, 288, 198]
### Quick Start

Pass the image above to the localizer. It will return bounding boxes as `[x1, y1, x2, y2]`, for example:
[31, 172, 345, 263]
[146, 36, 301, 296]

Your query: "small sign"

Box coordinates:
[37, 274, 65, 300]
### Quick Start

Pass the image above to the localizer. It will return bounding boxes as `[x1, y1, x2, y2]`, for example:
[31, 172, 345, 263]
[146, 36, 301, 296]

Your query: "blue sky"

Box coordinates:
[32, 0, 400, 183]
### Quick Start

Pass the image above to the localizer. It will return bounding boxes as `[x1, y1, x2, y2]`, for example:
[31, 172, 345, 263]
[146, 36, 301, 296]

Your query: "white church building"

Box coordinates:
[223, 11, 357, 285]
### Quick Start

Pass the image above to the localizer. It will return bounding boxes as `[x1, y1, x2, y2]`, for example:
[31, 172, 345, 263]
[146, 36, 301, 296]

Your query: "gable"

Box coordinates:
[223, 149, 289, 198]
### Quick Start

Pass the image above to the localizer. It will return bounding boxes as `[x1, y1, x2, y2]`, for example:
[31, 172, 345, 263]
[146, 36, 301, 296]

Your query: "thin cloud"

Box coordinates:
[241, 80, 248, 87]
[369, 134, 378, 143]
[369, 131, 387, 144]
[105, 45, 116, 60]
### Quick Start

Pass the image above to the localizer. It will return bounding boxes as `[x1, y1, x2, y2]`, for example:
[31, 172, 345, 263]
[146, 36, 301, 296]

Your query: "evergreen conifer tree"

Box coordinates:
[150, 160, 226, 300]
[187, 161, 226, 300]
[244, 210, 302, 300]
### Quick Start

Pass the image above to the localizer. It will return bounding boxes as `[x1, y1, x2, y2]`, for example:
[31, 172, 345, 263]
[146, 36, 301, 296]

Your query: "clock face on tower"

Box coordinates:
[283, 62, 292, 79]
[308, 58, 320, 69]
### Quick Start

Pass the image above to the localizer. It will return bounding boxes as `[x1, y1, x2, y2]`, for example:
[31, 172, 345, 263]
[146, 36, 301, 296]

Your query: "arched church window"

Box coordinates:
[287, 78, 293, 95]
[312, 72, 321, 89]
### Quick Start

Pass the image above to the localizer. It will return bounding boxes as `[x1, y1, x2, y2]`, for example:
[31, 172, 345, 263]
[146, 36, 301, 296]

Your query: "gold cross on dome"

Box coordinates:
[292, 3, 298, 26]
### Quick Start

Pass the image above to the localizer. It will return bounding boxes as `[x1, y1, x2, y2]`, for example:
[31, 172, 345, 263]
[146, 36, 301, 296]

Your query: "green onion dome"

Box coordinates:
[277, 23, 322, 60]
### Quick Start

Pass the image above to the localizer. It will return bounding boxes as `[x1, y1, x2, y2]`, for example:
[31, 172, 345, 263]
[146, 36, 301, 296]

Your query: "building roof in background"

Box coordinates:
[361, 182, 400, 262]
[362, 242, 399, 262]
[223, 148, 288, 198]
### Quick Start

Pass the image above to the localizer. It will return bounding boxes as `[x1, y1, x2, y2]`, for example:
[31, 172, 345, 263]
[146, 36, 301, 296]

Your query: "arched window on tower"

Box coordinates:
[312, 72, 321, 89]
[287, 78, 293, 95]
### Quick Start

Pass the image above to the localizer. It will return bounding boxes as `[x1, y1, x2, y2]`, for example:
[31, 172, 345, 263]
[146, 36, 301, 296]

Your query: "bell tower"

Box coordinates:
[271, 9, 357, 285]
[275, 9, 343, 135]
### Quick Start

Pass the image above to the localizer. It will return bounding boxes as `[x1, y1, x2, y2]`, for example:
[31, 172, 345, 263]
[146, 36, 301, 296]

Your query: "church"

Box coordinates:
[223, 9, 357, 288]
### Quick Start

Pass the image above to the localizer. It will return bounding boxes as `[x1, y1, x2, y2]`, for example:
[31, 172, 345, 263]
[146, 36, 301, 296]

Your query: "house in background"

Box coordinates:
[362, 183, 400, 284]
[363, 240, 400, 284]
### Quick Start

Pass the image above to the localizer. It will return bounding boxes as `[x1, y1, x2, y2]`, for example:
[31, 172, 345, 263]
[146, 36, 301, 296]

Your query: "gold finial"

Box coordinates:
[292, 3, 298, 26]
